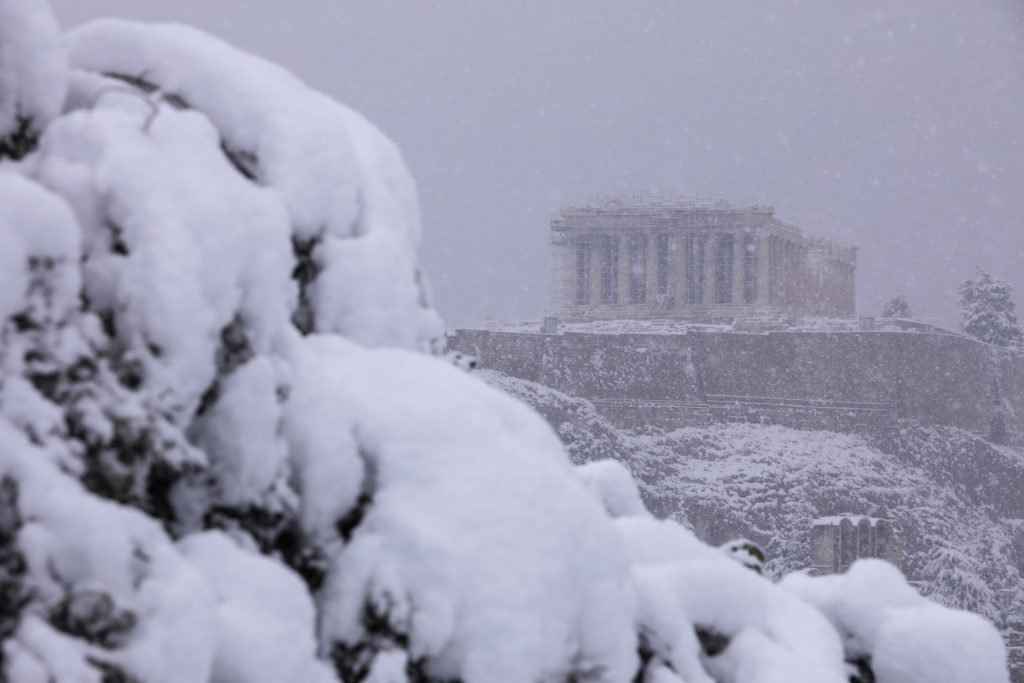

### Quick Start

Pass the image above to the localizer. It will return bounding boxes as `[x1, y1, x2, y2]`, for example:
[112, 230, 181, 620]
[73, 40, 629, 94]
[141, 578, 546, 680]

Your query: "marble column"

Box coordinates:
[703, 232, 717, 306]
[617, 234, 630, 308]
[732, 231, 745, 306]
[589, 235, 602, 309]
[756, 233, 771, 307]
[675, 233, 688, 308]
[569, 236, 582, 307]
[646, 232, 659, 307]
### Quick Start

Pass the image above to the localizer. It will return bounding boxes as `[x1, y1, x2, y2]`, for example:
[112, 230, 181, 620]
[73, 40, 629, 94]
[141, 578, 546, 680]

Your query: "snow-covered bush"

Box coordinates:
[783, 560, 1008, 683]
[958, 268, 1023, 348]
[0, 1, 1010, 681]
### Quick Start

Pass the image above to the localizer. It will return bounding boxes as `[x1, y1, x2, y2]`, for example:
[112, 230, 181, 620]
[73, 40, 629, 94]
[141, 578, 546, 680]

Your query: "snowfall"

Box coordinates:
[0, 1, 1010, 681]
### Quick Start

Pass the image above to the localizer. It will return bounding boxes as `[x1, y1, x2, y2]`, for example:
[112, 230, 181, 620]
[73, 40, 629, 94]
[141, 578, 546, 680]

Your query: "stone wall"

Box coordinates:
[810, 516, 902, 575]
[447, 329, 1024, 441]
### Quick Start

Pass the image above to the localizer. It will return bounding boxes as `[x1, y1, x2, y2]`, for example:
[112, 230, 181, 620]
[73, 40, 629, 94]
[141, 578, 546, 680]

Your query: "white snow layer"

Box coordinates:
[0, 0, 67, 139]
[0, 172, 80, 322]
[293, 337, 638, 683]
[618, 507, 847, 683]
[575, 458, 651, 518]
[34, 104, 295, 421]
[782, 560, 1009, 683]
[177, 532, 337, 683]
[63, 18, 442, 352]
[1, 420, 218, 683]
[0, 6, 1011, 683]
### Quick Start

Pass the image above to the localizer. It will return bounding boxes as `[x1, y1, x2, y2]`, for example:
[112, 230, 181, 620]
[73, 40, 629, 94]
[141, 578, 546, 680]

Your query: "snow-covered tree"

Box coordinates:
[0, 1, 1010, 681]
[920, 545, 999, 622]
[958, 268, 1023, 348]
[881, 294, 912, 319]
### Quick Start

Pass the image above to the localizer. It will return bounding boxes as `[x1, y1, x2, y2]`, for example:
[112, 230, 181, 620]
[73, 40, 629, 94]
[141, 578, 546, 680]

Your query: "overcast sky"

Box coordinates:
[51, 0, 1024, 329]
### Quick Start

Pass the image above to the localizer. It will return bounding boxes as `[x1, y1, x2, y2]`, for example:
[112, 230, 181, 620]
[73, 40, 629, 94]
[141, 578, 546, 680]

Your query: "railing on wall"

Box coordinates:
[584, 395, 897, 432]
[705, 394, 893, 413]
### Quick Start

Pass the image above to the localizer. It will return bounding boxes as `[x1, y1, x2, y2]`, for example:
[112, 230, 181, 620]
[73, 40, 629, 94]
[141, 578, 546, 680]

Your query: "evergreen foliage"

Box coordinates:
[0, 114, 39, 161]
[958, 268, 1023, 348]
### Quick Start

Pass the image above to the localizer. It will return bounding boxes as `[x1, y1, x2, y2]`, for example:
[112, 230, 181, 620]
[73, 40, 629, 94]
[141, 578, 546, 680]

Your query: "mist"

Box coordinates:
[50, 0, 1024, 329]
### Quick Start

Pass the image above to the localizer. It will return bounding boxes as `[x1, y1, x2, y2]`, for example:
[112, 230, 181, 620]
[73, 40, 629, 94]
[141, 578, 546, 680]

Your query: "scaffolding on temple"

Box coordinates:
[546, 194, 856, 322]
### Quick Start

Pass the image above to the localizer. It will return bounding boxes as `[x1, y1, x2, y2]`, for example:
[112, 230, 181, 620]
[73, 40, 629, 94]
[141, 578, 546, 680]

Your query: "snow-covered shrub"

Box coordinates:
[64, 18, 443, 352]
[783, 560, 1008, 683]
[958, 268, 1023, 348]
[0, 1, 1010, 681]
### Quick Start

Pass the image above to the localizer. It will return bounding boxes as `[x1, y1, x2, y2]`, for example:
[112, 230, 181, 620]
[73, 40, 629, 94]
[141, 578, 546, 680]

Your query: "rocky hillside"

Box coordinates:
[480, 369, 1024, 676]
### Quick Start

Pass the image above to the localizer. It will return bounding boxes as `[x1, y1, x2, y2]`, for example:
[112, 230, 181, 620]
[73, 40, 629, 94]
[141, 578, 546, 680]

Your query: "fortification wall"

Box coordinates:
[448, 329, 1024, 440]
[452, 331, 704, 401]
[998, 351, 1024, 442]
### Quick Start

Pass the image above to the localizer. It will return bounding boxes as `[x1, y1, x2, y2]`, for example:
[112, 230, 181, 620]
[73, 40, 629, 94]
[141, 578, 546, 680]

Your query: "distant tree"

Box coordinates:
[881, 295, 912, 318]
[958, 269, 1024, 348]
[920, 544, 999, 622]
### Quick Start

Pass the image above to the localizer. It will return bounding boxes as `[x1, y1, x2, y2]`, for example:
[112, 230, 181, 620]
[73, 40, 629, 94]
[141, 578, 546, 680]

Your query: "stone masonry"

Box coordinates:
[810, 516, 902, 575]
[447, 328, 1024, 443]
[550, 196, 856, 321]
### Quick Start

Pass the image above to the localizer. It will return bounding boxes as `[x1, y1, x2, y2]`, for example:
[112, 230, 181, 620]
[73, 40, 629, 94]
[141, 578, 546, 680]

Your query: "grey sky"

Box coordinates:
[51, 0, 1024, 329]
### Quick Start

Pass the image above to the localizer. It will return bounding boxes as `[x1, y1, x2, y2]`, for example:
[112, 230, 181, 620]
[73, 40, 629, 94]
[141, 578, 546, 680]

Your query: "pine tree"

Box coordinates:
[958, 269, 1024, 348]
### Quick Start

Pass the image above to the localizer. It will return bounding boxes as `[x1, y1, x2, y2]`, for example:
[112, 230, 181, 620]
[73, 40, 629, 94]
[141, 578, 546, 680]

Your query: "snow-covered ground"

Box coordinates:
[0, 1, 1011, 681]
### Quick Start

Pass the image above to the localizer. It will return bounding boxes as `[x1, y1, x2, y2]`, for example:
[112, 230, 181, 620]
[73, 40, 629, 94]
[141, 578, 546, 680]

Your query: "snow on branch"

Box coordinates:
[0, 0, 68, 159]
[65, 18, 442, 351]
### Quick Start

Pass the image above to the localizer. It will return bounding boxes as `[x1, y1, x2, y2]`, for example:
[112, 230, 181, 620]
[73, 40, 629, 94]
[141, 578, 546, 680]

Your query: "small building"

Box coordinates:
[549, 196, 856, 321]
[810, 515, 902, 575]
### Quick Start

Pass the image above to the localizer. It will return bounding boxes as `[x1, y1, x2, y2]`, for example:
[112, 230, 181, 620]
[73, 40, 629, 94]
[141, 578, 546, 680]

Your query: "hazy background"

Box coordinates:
[51, 0, 1024, 330]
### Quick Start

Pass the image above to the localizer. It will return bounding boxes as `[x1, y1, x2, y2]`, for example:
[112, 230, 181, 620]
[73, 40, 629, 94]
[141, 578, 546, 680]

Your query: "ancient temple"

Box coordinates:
[549, 196, 856, 321]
